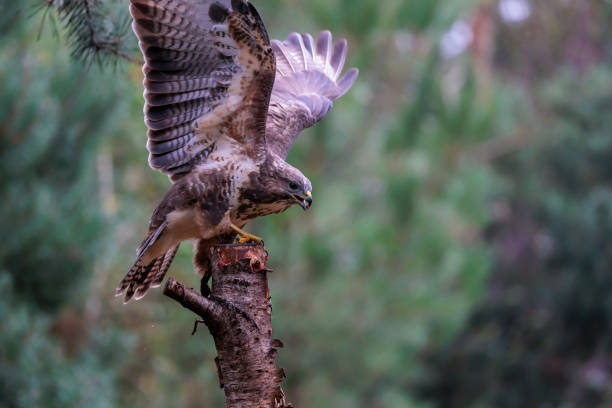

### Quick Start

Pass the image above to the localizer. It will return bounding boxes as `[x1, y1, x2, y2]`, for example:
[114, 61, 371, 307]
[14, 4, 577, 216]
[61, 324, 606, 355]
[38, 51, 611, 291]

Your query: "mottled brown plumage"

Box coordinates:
[116, 0, 358, 303]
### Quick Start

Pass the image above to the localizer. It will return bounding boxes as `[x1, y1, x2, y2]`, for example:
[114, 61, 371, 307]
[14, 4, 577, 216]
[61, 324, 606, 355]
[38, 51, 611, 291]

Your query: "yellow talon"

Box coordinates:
[231, 224, 263, 244]
[238, 234, 263, 244]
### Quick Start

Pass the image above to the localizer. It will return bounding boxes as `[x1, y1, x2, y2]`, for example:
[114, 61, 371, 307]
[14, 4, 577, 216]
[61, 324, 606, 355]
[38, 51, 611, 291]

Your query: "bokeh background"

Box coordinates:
[1, 0, 611, 407]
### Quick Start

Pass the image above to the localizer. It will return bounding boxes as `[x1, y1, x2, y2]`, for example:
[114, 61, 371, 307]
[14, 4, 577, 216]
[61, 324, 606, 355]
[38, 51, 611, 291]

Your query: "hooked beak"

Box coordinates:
[293, 190, 312, 211]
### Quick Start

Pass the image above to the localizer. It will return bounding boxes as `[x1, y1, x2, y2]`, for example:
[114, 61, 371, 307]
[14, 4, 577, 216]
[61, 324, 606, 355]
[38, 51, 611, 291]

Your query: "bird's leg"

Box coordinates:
[230, 223, 263, 244]
[200, 274, 211, 297]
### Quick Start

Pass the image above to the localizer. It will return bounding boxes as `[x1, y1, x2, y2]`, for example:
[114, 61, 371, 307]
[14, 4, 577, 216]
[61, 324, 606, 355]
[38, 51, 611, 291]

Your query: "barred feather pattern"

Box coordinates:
[131, 0, 273, 181]
[266, 30, 358, 159]
[116, 244, 180, 303]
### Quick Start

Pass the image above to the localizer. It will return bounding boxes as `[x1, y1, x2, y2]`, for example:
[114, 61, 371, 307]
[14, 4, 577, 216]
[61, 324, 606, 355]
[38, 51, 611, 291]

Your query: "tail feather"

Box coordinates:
[136, 220, 168, 259]
[116, 244, 180, 303]
[152, 244, 179, 288]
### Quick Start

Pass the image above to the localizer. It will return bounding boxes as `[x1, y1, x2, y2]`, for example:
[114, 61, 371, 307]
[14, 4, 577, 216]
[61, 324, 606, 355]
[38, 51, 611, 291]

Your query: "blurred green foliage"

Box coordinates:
[0, 30, 128, 310]
[0, 6, 136, 407]
[1, 0, 611, 407]
[0, 275, 134, 408]
[419, 66, 612, 408]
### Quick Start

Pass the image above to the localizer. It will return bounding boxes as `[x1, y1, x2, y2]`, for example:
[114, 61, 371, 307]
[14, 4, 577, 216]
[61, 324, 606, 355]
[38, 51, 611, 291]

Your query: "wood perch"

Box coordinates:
[163, 244, 292, 408]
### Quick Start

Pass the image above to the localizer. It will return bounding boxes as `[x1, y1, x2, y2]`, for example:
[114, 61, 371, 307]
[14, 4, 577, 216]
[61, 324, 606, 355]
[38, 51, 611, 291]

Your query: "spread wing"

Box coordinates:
[265, 31, 358, 159]
[131, 0, 276, 182]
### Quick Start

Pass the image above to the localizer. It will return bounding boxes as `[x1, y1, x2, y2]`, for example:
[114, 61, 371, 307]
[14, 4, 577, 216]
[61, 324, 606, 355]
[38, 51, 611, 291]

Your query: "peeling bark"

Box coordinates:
[164, 244, 292, 408]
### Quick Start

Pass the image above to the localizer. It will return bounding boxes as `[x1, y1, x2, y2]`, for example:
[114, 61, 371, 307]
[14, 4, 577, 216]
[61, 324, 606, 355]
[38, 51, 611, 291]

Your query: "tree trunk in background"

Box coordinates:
[163, 244, 291, 408]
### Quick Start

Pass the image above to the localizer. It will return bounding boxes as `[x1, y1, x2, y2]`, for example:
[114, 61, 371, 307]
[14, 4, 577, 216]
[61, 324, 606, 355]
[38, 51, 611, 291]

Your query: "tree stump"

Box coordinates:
[163, 244, 291, 408]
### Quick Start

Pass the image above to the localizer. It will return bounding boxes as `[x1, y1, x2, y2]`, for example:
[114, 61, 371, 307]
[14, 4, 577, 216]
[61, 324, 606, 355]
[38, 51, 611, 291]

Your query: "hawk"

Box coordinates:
[116, 0, 358, 302]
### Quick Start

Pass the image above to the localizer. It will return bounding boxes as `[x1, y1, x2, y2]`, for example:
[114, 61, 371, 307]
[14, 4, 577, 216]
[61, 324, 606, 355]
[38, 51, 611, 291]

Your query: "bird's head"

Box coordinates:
[281, 163, 313, 211]
[236, 156, 313, 220]
[261, 157, 312, 212]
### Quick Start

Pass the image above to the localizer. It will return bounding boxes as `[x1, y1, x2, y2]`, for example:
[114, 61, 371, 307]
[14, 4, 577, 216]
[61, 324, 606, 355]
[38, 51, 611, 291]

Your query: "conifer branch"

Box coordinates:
[35, 0, 141, 66]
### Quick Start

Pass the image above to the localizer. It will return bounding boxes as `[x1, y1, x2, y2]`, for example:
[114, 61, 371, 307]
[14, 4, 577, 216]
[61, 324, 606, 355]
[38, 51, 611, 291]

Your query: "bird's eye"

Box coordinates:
[289, 181, 299, 190]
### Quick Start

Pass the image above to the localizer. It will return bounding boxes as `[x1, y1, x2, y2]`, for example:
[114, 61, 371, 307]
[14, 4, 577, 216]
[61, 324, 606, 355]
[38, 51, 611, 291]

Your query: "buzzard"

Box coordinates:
[116, 0, 358, 302]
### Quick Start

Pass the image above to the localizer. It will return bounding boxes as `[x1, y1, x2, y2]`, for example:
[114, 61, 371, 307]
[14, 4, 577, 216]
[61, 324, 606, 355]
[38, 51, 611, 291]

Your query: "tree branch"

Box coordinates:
[36, 0, 141, 66]
[163, 244, 293, 408]
[163, 278, 224, 327]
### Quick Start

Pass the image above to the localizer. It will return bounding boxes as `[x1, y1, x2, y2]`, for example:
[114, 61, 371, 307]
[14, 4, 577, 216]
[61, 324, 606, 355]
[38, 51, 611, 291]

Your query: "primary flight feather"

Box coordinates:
[116, 0, 358, 302]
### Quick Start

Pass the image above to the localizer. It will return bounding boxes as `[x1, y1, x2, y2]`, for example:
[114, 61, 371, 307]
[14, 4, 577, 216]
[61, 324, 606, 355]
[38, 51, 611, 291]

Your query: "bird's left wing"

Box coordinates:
[131, 0, 275, 182]
[265, 31, 358, 159]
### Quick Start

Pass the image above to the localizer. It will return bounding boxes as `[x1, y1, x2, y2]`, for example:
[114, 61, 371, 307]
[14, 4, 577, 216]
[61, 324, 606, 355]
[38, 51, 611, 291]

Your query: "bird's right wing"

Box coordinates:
[131, 0, 276, 182]
[265, 31, 358, 159]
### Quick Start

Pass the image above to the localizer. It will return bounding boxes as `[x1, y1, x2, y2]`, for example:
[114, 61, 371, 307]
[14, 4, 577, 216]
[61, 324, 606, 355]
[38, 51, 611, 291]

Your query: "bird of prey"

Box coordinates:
[116, 0, 358, 302]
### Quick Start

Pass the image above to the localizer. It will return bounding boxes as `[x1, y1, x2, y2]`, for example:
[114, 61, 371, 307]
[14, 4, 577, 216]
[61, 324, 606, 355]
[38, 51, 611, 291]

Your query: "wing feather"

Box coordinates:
[131, 0, 275, 181]
[266, 30, 358, 159]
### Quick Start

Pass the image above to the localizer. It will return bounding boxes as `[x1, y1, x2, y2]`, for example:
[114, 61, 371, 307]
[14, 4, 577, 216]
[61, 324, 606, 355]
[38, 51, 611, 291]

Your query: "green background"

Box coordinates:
[1, 0, 612, 407]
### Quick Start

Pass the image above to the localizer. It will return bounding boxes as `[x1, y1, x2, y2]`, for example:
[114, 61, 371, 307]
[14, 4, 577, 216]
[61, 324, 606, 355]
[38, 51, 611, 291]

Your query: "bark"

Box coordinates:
[163, 244, 292, 408]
